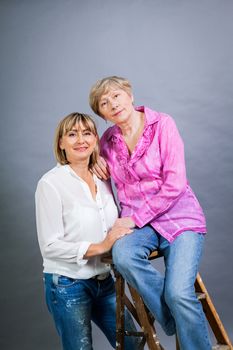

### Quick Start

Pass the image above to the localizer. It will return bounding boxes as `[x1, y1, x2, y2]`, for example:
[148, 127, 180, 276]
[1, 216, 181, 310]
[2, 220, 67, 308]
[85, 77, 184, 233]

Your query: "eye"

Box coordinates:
[100, 101, 107, 108]
[67, 132, 76, 137]
[83, 131, 92, 136]
[114, 93, 119, 98]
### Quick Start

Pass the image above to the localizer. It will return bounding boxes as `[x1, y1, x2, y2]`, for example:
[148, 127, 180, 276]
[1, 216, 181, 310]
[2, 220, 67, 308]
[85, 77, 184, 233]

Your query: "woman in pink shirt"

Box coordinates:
[89, 76, 211, 350]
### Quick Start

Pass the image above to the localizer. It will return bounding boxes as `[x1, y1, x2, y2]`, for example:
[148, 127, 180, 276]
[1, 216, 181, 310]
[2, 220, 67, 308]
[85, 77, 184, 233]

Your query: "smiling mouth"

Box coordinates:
[113, 109, 123, 117]
[74, 147, 88, 152]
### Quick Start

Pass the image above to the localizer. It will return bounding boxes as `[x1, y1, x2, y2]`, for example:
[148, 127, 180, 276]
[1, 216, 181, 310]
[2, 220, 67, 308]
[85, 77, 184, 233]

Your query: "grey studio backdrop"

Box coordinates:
[0, 1, 232, 349]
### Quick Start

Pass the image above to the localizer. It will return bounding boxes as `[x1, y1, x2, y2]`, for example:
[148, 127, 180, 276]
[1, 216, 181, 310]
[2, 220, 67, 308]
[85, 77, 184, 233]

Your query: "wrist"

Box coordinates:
[99, 240, 109, 255]
[130, 217, 136, 227]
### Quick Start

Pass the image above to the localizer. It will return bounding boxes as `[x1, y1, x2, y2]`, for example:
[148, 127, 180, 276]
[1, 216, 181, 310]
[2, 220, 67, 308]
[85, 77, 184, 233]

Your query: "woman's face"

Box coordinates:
[98, 88, 134, 125]
[59, 122, 97, 164]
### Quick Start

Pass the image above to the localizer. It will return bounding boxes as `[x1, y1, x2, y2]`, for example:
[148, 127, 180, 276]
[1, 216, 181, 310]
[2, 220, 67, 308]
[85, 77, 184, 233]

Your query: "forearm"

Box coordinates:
[40, 239, 91, 263]
[84, 225, 133, 258]
[83, 242, 107, 259]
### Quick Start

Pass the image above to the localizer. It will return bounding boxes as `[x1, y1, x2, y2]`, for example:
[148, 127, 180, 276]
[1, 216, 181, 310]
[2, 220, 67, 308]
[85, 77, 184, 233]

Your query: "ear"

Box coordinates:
[131, 94, 134, 104]
[59, 138, 64, 150]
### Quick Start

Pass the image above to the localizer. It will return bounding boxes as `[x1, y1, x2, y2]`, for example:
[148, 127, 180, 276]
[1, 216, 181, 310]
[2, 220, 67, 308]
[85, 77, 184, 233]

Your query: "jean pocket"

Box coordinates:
[52, 274, 78, 288]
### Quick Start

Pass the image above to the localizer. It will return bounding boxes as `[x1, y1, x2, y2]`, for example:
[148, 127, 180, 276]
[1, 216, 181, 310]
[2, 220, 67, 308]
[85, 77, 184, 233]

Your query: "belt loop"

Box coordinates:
[52, 273, 59, 285]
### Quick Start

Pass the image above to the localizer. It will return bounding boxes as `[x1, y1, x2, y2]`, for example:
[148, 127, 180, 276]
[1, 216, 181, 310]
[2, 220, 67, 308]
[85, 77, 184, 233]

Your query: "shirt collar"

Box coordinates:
[135, 105, 160, 125]
[58, 164, 98, 183]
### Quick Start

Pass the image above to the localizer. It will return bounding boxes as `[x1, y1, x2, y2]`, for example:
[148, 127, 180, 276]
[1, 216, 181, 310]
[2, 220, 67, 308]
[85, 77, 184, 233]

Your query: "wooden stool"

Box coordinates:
[102, 250, 232, 350]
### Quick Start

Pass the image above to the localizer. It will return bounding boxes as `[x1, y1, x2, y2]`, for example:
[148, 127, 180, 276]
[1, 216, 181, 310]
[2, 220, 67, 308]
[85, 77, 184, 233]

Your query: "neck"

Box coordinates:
[118, 110, 144, 137]
[69, 160, 91, 179]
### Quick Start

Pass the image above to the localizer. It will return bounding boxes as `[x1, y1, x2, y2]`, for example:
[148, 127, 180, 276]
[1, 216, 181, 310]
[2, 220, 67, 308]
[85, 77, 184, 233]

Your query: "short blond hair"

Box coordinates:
[54, 112, 100, 166]
[89, 76, 132, 117]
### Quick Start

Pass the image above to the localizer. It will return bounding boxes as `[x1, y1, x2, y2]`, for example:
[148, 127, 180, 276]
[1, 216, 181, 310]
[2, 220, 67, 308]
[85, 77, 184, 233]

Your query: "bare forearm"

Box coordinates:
[83, 242, 107, 259]
[83, 225, 133, 259]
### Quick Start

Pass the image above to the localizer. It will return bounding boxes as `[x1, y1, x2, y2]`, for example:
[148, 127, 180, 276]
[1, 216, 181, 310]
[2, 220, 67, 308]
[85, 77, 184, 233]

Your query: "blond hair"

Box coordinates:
[89, 76, 132, 117]
[54, 112, 99, 166]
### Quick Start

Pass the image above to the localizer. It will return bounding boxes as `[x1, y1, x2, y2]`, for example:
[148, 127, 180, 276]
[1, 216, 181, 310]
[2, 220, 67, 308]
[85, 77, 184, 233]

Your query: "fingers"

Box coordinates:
[114, 218, 126, 227]
[109, 226, 133, 239]
[94, 163, 109, 180]
[98, 157, 110, 179]
[114, 217, 135, 229]
[119, 230, 133, 237]
[92, 157, 110, 180]
[116, 228, 133, 240]
[99, 156, 107, 167]
[103, 227, 133, 252]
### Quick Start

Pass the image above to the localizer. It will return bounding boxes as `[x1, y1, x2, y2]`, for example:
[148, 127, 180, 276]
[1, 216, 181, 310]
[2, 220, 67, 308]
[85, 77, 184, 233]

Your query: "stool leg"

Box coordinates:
[128, 284, 164, 350]
[195, 273, 233, 348]
[115, 269, 125, 350]
[176, 334, 180, 350]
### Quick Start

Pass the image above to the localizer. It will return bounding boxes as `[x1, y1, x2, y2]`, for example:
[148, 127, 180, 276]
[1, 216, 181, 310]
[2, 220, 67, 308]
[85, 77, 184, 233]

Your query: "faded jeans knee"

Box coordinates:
[112, 238, 134, 274]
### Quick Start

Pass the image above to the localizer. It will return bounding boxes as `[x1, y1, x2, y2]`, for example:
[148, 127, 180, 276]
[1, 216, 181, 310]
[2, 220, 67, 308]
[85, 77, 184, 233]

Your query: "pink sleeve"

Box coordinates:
[132, 116, 187, 227]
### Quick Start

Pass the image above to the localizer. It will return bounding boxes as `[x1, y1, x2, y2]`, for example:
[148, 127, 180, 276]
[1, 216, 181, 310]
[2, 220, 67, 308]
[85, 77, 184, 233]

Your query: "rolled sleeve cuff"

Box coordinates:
[76, 242, 92, 266]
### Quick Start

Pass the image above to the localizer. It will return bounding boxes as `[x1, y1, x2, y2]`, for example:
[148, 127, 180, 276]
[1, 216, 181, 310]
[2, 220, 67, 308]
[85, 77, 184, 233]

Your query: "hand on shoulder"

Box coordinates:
[91, 156, 110, 180]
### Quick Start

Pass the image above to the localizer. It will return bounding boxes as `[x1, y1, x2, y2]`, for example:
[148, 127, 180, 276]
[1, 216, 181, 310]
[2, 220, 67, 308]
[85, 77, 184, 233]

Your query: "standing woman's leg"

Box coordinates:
[162, 231, 212, 350]
[44, 273, 93, 350]
[92, 274, 140, 349]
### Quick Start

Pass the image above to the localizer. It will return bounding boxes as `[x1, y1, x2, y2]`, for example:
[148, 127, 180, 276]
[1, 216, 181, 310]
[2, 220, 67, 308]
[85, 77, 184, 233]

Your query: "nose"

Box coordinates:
[76, 132, 85, 143]
[112, 101, 119, 109]
[111, 100, 119, 110]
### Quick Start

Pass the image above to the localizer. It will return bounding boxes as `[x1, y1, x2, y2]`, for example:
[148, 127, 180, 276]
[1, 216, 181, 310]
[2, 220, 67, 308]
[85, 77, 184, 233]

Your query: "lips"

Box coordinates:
[74, 147, 88, 152]
[113, 109, 124, 117]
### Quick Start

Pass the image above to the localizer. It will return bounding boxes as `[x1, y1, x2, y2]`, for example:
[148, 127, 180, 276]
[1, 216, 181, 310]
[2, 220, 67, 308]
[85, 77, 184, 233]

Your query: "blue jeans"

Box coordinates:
[112, 226, 212, 350]
[44, 273, 139, 350]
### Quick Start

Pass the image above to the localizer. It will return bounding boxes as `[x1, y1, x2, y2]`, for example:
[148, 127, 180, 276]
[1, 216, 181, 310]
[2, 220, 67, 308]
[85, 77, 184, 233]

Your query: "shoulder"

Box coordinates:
[100, 125, 119, 143]
[148, 110, 177, 132]
[38, 164, 64, 183]
[36, 165, 69, 201]
[36, 165, 68, 194]
[142, 108, 181, 144]
[159, 113, 176, 127]
[142, 106, 174, 126]
[100, 125, 121, 158]
[158, 113, 179, 133]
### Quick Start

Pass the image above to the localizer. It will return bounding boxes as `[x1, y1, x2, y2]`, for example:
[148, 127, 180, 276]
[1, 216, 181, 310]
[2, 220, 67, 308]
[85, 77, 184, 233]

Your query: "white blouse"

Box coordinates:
[35, 164, 118, 279]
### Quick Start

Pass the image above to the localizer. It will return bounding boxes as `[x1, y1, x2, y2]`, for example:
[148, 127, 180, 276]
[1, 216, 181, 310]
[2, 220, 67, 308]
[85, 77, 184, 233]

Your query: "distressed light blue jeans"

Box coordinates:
[44, 273, 139, 350]
[112, 226, 212, 350]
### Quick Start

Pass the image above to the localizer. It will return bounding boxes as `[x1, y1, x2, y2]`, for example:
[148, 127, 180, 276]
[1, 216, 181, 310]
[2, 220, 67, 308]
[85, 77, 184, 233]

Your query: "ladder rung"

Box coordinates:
[124, 330, 145, 337]
[196, 292, 206, 300]
[212, 345, 232, 350]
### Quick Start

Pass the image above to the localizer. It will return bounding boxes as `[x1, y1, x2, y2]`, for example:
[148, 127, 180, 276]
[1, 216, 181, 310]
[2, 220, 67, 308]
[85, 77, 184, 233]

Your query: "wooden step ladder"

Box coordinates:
[102, 250, 232, 350]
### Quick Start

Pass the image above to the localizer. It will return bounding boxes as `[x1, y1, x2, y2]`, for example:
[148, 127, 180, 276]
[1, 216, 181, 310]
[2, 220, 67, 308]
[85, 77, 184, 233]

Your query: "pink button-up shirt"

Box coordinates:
[100, 106, 207, 242]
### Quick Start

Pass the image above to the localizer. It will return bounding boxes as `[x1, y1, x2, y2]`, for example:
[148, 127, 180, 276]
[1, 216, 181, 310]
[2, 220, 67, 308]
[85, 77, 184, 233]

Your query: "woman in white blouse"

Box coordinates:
[35, 112, 138, 350]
